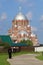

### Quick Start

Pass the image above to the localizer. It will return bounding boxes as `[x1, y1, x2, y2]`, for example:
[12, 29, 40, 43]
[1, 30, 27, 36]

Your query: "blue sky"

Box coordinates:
[0, 0, 43, 44]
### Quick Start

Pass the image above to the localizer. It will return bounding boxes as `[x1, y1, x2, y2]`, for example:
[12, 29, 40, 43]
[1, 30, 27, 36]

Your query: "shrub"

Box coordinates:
[26, 40, 33, 46]
[20, 39, 33, 46]
[0, 43, 4, 46]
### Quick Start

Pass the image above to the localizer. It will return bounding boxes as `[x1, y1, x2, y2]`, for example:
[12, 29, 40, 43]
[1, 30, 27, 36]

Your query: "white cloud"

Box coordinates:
[0, 13, 7, 21]
[40, 15, 43, 21]
[26, 12, 32, 20]
[31, 26, 37, 32]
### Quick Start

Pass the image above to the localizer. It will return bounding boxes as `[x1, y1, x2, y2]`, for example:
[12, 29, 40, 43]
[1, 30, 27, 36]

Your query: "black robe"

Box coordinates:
[8, 48, 12, 59]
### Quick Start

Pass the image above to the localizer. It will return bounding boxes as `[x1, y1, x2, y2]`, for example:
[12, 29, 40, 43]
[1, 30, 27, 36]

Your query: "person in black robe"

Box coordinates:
[8, 47, 12, 59]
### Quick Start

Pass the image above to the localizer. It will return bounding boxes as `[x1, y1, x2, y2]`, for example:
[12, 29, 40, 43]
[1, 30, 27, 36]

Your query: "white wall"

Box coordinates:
[35, 46, 43, 52]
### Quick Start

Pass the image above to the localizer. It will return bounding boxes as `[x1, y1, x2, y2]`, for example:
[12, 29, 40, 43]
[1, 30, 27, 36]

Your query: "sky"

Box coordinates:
[0, 0, 43, 44]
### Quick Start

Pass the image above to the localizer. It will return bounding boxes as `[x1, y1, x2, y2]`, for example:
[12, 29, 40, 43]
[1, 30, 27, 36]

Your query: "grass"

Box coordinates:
[0, 51, 31, 65]
[0, 53, 10, 65]
[13, 51, 30, 56]
[13, 51, 43, 61]
[13, 51, 39, 57]
[36, 53, 43, 60]
[0, 51, 33, 65]
[36, 55, 43, 60]
[0, 51, 41, 65]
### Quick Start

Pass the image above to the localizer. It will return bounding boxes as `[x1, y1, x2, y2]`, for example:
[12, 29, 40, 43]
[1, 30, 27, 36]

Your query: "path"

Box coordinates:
[7, 54, 43, 65]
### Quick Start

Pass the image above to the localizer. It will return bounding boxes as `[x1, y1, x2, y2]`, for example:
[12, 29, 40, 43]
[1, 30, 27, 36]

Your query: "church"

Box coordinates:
[8, 10, 39, 46]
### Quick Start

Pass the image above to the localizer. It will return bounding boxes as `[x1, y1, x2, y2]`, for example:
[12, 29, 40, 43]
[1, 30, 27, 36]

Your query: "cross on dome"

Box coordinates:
[19, 6, 22, 12]
[14, 7, 28, 20]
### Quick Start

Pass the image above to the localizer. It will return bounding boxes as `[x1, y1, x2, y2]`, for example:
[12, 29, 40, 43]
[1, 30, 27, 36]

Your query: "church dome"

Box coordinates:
[15, 12, 27, 20]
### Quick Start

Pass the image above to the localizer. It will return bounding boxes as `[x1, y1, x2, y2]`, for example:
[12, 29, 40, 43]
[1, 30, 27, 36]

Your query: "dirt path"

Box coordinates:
[7, 54, 43, 65]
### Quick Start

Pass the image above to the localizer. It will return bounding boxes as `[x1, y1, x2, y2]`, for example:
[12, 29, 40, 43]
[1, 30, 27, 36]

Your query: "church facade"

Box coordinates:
[8, 12, 39, 46]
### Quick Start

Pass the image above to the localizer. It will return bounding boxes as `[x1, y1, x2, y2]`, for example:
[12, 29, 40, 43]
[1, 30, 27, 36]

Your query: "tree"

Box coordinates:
[26, 40, 33, 46]
[20, 39, 26, 44]
[20, 39, 33, 46]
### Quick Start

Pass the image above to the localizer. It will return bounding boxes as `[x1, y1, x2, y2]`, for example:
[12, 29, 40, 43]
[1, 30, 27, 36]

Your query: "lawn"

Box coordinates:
[0, 51, 40, 65]
[0, 51, 32, 65]
[0, 53, 10, 65]
[36, 52, 43, 60]
[14, 51, 43, 61]
[13, 51, 37, 56]
[0, 51, 36, 65]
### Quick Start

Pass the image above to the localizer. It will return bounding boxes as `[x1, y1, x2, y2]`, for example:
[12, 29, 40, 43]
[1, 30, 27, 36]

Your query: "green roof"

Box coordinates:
[0, 35, 13, 46]
[11, 43, 28, 47]
[0, 35, 28, 47]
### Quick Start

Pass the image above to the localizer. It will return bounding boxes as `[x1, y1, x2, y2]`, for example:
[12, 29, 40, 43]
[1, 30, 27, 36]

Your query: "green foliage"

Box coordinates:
[0, 53, 10, 65]
[26, 40, 33, 46]
[0, 52, 37, 65]
[36, 52, 43, 60]
[13, 51, 35, 56]
[36, 55, 43, 60]
[0, 43, 4, 46]
[20, 39, 33, 46]
[20, 39, 27, 43]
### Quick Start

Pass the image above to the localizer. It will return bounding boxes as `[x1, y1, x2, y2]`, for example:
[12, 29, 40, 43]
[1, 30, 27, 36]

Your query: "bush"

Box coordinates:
[0, 43, 4, 46]
[26, 40, 33, 46]
[20, 39, 33, 46]
[20, 39, 27, 44]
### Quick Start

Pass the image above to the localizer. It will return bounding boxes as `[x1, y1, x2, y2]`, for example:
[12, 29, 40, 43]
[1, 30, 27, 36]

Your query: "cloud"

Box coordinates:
[26, 12, 32, 20]
[40, 15, 43, 21]
[31, 26, 37, 32]
[0, 13, 7, 21]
